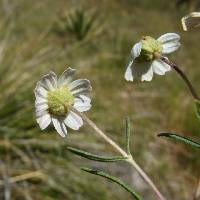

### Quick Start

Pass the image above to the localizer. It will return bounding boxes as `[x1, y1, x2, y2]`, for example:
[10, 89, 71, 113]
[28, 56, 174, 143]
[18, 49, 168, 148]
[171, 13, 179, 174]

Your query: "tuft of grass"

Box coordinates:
[52, 7, 103, 41]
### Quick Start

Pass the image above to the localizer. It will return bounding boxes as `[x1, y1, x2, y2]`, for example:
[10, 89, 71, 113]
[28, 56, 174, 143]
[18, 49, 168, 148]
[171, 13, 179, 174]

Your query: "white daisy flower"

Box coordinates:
[34, 68, 92, 137]
[125, 33, 181, 82]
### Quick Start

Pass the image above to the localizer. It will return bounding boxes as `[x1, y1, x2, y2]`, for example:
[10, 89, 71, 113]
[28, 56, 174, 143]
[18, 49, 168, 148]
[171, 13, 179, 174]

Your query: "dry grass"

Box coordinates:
[0, 0, 200, 199]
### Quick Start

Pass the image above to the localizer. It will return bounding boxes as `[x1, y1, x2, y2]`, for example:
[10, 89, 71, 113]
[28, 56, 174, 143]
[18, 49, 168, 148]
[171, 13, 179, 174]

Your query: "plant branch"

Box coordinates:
[70, 106, 166, 200]
[158, 132, 200, 149]
[82, 167, 142, 200]
[161, 57, 200, 100]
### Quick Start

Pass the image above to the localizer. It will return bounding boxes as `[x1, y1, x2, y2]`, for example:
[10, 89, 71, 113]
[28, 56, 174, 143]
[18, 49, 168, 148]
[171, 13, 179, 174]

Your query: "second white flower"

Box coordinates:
[125, 33, 181, 82]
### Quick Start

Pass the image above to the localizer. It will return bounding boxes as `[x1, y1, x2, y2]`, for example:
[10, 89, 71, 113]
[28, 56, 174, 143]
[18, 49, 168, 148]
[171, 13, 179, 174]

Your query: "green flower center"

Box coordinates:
[135, 36, 162, 62]
[47, 86, 74, 116]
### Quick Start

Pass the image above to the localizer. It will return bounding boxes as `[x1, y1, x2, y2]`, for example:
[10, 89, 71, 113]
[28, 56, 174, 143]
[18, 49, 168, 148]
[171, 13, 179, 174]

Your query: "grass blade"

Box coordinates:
[195, 99, 200, 119]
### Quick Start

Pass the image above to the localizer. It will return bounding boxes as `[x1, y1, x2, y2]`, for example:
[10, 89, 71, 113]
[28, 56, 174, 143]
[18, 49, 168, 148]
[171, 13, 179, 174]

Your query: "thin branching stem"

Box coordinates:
[70, 106, 166, 200]
[125, 117, 131, 155]
[161, 57, 200, 100]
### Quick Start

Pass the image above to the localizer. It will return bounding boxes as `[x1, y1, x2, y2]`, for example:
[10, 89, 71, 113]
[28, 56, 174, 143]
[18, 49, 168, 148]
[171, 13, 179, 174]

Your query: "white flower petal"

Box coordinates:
[132, 61, 152, 79]
[35, 103, 48, 113]
[34, 83, 48, 98]
[181, 12, 200, 31]
[52, 117, 67, 137]
[125, 59, 133, 81]
[124, 43, 141, 82]
[76, 95, 91, 104]
[162, 42, 180, 54]
[131, 42, 141, 58]
[152, 59, 171, 75]
[141, 66, 154, 82]
[40, 71, 57, 91]
[36, 109, 49, 118]
[68, 79, 90, 91]
[58, 68, 76, 86]
[71, 85, 92, 96]
[157, 33, 180, 54]
[157, 33, 180, 43]
[74, 95, 91, 112]
[127, 61, 154, 81]
[64, 111, 83, 130]
[36, 114, 51, 130]
[34, 71, 57, 97]
[35, 96, 47, 105]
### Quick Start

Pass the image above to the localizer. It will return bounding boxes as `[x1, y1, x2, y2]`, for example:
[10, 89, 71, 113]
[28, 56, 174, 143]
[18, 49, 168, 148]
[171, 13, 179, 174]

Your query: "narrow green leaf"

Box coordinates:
[158, 132, 200, 149]
[67, 147, 128, 162]
[195, 99, 200, 119]
[81, 167, 142, 200]
[125, 117, 131, 154]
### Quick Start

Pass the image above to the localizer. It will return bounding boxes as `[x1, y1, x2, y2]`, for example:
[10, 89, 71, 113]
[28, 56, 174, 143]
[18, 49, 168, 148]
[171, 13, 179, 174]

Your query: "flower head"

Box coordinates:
[125, 33, 180, 82]
[35, 68, 92, 137]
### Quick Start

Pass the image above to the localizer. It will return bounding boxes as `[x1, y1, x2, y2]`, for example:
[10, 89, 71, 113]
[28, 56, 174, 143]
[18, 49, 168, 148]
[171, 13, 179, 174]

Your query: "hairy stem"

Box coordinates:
[70, 106, 166, 200]
[161, 57, 200, 100]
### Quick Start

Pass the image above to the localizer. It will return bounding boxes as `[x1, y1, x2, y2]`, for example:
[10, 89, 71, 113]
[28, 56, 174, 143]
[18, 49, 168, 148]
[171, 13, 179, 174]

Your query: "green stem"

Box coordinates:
[125, 117, 131, 154]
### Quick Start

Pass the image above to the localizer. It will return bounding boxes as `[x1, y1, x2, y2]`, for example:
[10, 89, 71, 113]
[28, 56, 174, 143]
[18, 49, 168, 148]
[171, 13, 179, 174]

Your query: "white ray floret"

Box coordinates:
[125, 33, 180, 82]
[181, 12, 200, 31]
[35, 68, 92, 137]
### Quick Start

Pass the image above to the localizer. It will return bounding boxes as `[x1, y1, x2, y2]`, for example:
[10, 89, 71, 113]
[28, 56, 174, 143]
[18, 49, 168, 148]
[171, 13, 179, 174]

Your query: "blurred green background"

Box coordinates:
[0, 0, 200, 199]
